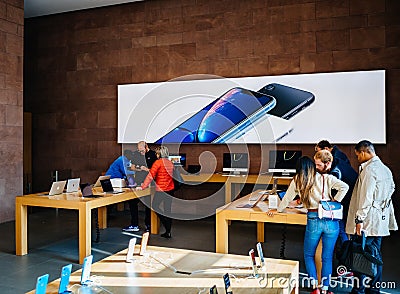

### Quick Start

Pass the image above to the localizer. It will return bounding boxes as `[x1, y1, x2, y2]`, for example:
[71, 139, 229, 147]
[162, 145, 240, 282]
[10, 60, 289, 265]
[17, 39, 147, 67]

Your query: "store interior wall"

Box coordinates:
[19, 0, 400, 220]
[0, 0, 24, 223]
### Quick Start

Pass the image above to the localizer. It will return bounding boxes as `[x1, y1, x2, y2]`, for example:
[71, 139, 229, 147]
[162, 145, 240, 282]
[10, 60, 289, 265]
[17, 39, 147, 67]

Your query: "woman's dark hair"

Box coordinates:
[294, 156, 316, 208]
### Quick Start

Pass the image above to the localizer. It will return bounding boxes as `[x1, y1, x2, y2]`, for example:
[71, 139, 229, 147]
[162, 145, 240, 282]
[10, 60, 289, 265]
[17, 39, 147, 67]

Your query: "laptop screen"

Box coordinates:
[100, 179, 114, 192]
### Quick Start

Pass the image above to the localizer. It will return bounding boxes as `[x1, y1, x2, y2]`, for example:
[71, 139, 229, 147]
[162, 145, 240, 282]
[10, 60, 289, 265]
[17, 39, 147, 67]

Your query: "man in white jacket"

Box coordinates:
[346, 140, 397, 294]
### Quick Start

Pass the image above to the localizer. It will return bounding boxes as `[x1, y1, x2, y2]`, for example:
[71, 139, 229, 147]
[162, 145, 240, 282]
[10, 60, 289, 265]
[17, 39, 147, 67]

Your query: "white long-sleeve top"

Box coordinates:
[277, 172, 349, 212]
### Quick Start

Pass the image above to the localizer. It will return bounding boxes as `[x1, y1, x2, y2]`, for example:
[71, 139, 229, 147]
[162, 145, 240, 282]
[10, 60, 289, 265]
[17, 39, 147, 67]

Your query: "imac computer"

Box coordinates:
[223, 153, 249, 175]
[168, 153, 186, 167]
[268, 150, 302, 176]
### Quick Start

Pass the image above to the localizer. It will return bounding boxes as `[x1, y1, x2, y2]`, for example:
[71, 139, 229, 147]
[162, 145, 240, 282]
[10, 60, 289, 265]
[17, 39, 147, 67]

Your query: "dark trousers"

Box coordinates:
[128, 197, 150, 227]
[152, 190, 173, 233]
[351, 236, 383, 294]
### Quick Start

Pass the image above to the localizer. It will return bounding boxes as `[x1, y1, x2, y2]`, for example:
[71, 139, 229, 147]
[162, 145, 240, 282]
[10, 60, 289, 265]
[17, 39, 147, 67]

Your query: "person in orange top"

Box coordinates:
[136, 145, 174, 238]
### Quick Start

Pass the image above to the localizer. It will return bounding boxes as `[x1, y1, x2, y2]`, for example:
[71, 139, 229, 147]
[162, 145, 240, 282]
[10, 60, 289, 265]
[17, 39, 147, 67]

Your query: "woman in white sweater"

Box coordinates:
[268, 155, 349, 294]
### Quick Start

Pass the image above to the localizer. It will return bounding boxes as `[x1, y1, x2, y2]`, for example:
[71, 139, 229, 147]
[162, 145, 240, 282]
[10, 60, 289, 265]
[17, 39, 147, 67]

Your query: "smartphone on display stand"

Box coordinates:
[35, 273, 49, 294]
[223, 273, 233, 294]
[256, 242, 265, 269]
[257, 83, 315, 120]
[80, 255, 93, 285]
[58, 264, 72, 293]
[126, 237, 137, 263]
[249, 249, 258, 277]
[155, 87, 276, 144]
[139, 232, 150, 256]
[210, 285, 218, 294]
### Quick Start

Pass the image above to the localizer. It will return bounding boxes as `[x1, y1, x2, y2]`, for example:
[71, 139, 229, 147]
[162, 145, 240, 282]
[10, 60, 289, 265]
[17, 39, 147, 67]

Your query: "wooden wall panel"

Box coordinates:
[23, 0, 400, 209]
[0, 0, 23, 223]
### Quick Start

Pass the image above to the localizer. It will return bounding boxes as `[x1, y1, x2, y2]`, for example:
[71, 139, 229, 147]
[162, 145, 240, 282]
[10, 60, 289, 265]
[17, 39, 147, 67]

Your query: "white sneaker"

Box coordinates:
[123, 225, 139, 232]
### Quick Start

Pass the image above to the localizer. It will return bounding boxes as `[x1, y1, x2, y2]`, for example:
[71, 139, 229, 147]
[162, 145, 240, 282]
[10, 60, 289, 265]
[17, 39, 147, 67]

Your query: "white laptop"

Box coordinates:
[39, 180, 67, 196]
[66, 178, 80, 193]
[236, 191, 265, 208]
[93, 175, 111, 187]
[110, 178, 126, 188]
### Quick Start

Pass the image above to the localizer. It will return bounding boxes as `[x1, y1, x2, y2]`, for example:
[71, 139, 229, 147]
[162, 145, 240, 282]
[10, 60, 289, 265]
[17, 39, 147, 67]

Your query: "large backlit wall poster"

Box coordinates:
[118, 70, 385, 144]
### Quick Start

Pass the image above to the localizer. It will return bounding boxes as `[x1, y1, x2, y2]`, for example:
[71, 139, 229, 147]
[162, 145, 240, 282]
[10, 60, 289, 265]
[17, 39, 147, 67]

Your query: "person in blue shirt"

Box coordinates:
[105, 150, 134, 179]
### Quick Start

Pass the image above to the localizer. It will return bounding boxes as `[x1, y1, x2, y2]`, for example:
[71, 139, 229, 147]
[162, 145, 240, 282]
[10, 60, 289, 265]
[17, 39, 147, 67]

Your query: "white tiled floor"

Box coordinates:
[0, 207, 399, 293]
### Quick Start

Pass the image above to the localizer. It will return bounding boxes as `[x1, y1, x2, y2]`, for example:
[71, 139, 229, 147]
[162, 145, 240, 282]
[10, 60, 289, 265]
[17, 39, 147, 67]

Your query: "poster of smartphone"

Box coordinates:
[225, 115, 293, 143]
[223, 273, 233, 294]
[155, 87, 276, 144]
[58, 264, 72, 294]
[257, 83, 315, 120]
[35, 274, 49, 294]
[119, 70, 385, 144]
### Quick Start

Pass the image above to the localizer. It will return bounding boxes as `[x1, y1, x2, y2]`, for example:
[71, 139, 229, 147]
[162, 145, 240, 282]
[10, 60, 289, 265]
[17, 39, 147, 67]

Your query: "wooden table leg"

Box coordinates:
[225, 181, 232, 204]
[150, 210, 159, 235]
[79, 204, 91, 264]
[216, 211, 229, 253]
[257, 222, 265, 242]
[15, 200, 28, 255]
[98, 207, 107, 229]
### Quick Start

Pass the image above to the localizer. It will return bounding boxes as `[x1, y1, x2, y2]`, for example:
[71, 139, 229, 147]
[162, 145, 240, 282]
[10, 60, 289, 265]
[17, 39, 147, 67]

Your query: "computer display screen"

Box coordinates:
[223, 153, 249, 174]
[168, 153, 186, 167]
[268, 150, 302, 176]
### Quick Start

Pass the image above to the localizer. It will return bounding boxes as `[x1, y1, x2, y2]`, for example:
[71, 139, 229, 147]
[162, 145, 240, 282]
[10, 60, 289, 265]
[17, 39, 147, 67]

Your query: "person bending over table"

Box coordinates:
[136, 146, 175, 239]
[105, 149, 135, 181]
[267, 156, 348, 294]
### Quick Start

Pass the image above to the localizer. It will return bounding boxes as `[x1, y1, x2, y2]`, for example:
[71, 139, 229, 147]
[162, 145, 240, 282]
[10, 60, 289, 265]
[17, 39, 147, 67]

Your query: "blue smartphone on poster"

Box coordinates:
[58, 264, 72, 293]
[155, 87, 276, 144]
[35, 273, 49, 294]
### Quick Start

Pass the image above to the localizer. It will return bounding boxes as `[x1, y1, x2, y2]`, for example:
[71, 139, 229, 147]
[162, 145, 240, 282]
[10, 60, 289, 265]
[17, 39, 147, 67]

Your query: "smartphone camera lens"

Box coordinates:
[265, 85, 275, 91]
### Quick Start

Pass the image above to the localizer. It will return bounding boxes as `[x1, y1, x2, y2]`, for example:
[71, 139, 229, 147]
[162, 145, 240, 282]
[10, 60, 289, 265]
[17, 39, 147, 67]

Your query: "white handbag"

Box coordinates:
[317, 175, 343, 220]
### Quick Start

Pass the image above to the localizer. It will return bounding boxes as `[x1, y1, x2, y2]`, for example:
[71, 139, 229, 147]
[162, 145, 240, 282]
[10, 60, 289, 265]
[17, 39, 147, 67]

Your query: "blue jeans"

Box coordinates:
[304, 212, 339, 290]
[350, 236, 382, 294]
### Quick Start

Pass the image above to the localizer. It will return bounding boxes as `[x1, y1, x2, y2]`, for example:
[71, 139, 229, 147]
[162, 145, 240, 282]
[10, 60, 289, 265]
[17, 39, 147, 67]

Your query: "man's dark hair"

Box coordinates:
[355, 140, 375, 154]
[316, 140, 332, 149]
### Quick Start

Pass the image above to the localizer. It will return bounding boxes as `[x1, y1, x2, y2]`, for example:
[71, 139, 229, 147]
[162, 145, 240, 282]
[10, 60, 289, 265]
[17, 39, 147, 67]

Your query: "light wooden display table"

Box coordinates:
[216, 190, 322, 280]
[182, 173, 292, 203]
[27, 245, 299, 294]
[15, 187, 152, 264]
[149, 173, 292, 235]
